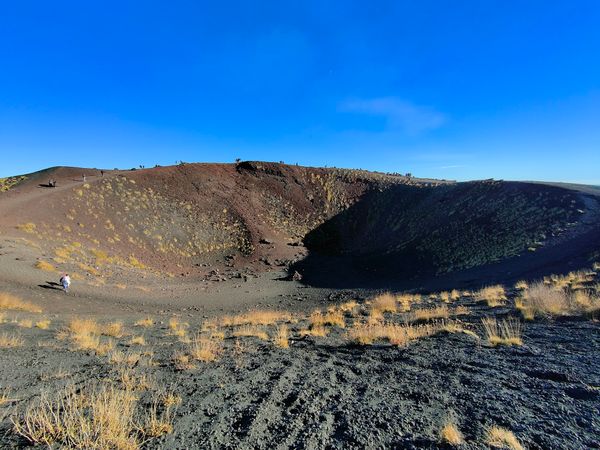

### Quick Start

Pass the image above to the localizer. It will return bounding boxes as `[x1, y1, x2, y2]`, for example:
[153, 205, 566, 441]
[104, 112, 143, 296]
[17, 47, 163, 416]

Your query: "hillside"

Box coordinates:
[1, 162, 598, 290]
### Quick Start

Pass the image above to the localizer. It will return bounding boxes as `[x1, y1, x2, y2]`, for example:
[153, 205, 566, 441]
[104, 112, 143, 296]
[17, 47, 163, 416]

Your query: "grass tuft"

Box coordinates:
[0, 293, 42, 313]
[232, 325, 269, 340]
[486, 425, 524, 450]
[440, 421, 464, 445]
[134, 317, 154, 328]
[34, 261, 56, 272]
[35, 320, 51, 330]
[273, 325, 289, 348]
[189, 334, 222, 362]
[481, 317, 523, 346]
[476, 285, 506, 307]
[11, 384, 165, 449]
[371, 293, 397, 314]
[0, 333, 24, 348]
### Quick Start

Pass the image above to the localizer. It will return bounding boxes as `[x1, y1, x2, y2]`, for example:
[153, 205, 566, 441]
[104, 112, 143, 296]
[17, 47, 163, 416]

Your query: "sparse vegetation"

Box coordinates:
[172, 352, 195, 370]
[440, 420, 464, 445]
[17, 319, 33, 328]
[34, 260, 56, 272]
[410, 305, 450, 322]
[233, 325, 269, 340]
[16, 222, 37, 234]
[371, 292, 398, 314]
[514, 280, 528, 290]
[486, 425, 524, 450]
[35, 320, 51, 330]
[0, 175, 26, 192]
[134, 317, 154, 328]
[273, 325, 289, 348]
[128, 335, 146, 346]
[517, 282, 600, 319]
[481, 317, 523, 346]
[222, 310, 292, 327]
[309, 309, 345, 329]
[12, 383, 173, 449]
[189, 334, 222, 362]
[347, 321, 445, 346]
[102, 321, 125, 338]
[62, 318, 115, 355]
[0, 293, 41, 313]
[0, 333, 23, 348]
[476, 285, 506, 307]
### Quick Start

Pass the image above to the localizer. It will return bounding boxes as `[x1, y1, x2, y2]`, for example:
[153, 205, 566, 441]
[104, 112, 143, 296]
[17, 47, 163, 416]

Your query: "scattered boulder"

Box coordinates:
[291, 270, 303, 281]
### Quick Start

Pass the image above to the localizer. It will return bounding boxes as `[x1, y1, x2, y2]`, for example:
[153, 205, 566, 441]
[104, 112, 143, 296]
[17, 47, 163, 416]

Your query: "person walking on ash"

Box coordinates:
[59, 273, 71, 293]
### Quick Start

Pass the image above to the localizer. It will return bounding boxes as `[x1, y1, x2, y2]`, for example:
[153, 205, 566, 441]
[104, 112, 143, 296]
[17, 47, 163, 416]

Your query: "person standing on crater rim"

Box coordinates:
[59, 273, 71, 293]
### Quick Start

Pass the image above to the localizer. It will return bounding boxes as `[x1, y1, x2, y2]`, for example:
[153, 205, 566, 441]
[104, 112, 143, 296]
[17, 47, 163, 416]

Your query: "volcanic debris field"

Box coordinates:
[0, 162, 599, 449]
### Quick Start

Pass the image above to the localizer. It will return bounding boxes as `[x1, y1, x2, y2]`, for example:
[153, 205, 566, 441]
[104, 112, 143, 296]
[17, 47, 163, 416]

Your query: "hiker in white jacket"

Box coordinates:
[59, 274, 71, 293]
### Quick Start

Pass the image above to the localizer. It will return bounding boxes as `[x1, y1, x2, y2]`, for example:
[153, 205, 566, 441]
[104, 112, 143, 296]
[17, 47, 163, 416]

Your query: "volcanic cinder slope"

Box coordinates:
[1, 161, 599, 292]
[0, 162, 599, 450]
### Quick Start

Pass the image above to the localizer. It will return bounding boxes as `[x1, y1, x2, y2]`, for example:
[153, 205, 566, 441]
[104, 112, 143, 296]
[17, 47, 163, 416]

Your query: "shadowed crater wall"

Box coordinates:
[293, 180, 596, 289]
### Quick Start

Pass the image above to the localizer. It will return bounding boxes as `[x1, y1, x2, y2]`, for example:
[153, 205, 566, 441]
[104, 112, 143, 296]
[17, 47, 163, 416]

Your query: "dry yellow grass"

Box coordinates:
[309, 309, 345, 329]
[72, 334, 115, 355]
[476, 285, 506, 307]
[17, 319, 33, 328]
[481, 317, 523, 346]
[221, 310, 292, 327]
[167, 318, 188, 338]
[486, 425, 524, 450]
[34, 260, 56, 272]
[102, 321, 125, 338]
[12, 384, 150, 449]
[439, 421, 464, 445]
[128, 336, 146, 346]
[454, 305, 469, 316]
[172, 352, 195, 370]
[520, 282, 571, 317]
[441, 321, 480, 339]
[0, 389, 16, 406]
[514, 280, 528, 290]
[134, 317, 154, 328]
[0, 293, 42, 313]
[78, 263, 100, 276]
[273, 325, 289, 348]
[143, 401, 173, 437]
[16, 222, 37, 234]
[298, 325, 329, 337]
[371, 293, 397, 314]
[450, 289, 461, 301]
[232, 325, 269, 340]
[410, 305, 449, 322]
[189, 334, 222, 362]
[63, 318, 114, 355]
[0, 333, 24, 348]
[68, 318, 101, 336]
[347, 322, 441, 346]
[439, 291, 450, 303]
[397, 293, 421, 312]
[108, 350, 142, 366]
[338, 300, 359, 314]
[116, 368, 153, 392]
[367, 308, 384, 324]
[161, 391, 182, 408]
[572, 290, 596, 309]
[35, 320, 51, 330]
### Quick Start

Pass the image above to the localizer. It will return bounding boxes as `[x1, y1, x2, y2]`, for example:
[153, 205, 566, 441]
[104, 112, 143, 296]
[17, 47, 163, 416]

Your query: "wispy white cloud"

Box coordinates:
[339, 97, 446, 135]
[438, 164, 466, 169]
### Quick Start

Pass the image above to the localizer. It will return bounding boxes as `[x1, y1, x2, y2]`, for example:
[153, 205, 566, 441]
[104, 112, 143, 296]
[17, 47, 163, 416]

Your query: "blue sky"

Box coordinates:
[1, 1, 599, 183]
